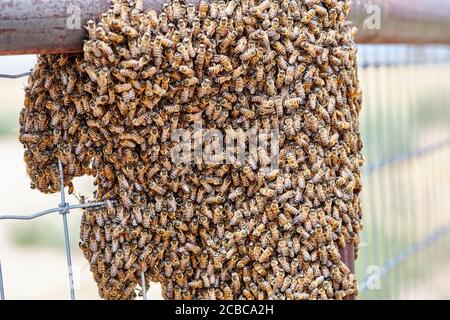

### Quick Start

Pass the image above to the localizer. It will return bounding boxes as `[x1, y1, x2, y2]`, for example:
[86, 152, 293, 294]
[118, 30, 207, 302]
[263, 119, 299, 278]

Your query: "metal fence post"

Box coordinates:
[0, 260, 5, 300]
[141, 272, 147, 301]
[57, 160, 75, 300]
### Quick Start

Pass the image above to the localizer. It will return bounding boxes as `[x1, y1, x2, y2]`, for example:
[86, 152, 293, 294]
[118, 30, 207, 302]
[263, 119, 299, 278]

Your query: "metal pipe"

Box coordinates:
[350, 0, 450, 45]
[0, 0, 196, 55]
[1, 0, 450, 55]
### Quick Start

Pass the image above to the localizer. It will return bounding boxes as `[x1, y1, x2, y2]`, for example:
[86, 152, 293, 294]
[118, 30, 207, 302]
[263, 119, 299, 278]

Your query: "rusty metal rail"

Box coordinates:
[351, 0, 450, 45]
[1, 0, 450, 55]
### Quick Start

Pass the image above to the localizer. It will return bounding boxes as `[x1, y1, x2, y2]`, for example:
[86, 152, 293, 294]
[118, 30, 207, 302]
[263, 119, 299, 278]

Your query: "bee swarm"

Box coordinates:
[19, 0, 363, 300]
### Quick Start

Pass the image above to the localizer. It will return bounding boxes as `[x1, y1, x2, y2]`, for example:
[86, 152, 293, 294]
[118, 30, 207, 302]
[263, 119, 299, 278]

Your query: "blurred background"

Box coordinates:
[357, 45, 450, 299]
[0, 45, 450, 299]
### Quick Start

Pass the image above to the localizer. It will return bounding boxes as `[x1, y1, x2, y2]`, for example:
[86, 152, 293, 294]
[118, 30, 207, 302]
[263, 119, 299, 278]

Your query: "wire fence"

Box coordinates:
[0, 68, 122, 299]
[0, 160, 118, 300]
[356, 45, 450, 299]
[0, 162, 147, 300]
[0, 45, 450, 300]
[0, 72, 31, 79]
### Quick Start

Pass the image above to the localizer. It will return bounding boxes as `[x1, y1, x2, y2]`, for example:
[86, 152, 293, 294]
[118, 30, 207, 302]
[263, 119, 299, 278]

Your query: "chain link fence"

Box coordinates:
[1, 44, 450, 300]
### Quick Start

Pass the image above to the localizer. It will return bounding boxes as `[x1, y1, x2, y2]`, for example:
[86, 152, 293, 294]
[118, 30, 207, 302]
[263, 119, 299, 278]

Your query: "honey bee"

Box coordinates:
[285, 152, 298, 170]
[85, 20, 97, 40]
[95, 40, 114, 63]
[315, 184, 327, 202]
[323, 0, 337, 8]
[241, 288, 254, 300]
[197, 79, 211, 98]
[220, 29, 237, 52]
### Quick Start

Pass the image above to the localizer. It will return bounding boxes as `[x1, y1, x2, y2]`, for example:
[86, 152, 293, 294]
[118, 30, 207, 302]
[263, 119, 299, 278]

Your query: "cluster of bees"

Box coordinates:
[20, 54, 94, 193]
[19, 0, 363, 300]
